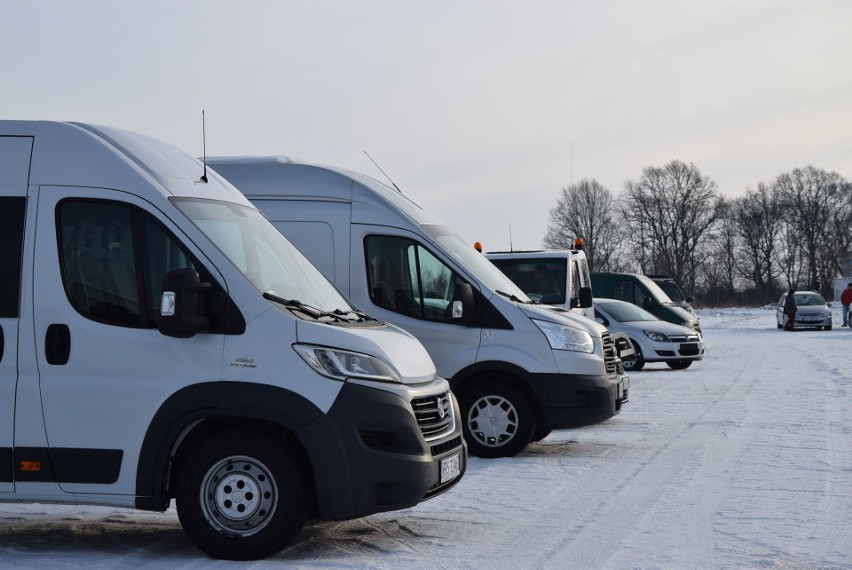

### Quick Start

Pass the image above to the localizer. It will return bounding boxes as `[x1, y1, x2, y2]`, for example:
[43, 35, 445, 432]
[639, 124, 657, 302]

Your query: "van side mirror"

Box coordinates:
[451, 283, 475, 325]
[577, 286, 593, 308]
[158, 268, 213, 338]
[686, 295, 695, 303]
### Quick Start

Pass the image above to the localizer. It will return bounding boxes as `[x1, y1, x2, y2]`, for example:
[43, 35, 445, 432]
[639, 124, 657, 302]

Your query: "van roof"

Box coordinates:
[205, 156, 445, 228]
[1, 120, 250, 206]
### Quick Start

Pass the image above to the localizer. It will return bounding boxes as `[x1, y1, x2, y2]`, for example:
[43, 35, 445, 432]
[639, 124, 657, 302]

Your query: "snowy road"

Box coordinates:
[1, 308, 850, 569]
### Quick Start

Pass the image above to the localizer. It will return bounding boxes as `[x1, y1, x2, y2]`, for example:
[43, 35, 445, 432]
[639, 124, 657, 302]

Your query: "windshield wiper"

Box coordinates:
[263, 292, 351, 323]
[495, 290, 535, 304]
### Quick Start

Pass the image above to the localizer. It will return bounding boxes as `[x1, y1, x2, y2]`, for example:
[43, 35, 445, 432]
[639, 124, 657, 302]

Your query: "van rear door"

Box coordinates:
[0, 136, 32, 493]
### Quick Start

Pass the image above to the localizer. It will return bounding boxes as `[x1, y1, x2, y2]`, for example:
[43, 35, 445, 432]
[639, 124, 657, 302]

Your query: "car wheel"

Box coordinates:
[825, 325, 832, 331]
[460, 382, 534, 458]
[620, 340, 645, 372]
[176, 430, 308, 560]
[666, 360, 692, 370]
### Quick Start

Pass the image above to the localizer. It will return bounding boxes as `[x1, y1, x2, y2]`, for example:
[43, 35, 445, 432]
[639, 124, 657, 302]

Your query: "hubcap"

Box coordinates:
[200, 455, 278, 537]
[467, 395, 518, 447]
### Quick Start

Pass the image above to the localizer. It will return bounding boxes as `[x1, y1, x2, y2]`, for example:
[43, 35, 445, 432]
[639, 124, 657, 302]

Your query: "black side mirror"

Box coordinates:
[686, 295, 695, 303]
[579, 286, 593, 308]
[450, 283, 476, 325]
[158, 268, 213, 338]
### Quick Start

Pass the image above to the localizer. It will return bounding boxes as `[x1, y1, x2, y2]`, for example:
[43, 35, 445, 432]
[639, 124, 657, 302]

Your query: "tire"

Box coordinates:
[825, 326, 832, 331]
[176, 430, 308, 560]
[460, 382, 535, 458]
[666, 360, 692, 370]
[530, 425, 553, 443]
[620, 340, 645, 372]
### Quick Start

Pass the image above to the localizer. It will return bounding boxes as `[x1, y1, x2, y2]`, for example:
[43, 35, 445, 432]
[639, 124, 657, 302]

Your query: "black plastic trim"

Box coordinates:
[0, 447, 12, 482]
[0, 197, 26, 319]
[532, 372, 621, 428]
[10, 447, 122, 483]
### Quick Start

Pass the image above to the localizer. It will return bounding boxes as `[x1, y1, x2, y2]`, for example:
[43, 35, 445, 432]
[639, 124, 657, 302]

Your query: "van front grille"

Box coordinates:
[411, 391, 455, 442]
[602, 332, 618, 375]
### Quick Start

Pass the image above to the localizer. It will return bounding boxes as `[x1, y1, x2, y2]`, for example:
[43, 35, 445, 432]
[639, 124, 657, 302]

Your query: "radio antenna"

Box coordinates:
[200, 110, 208, 183]
[509, 225, 514, 253]
[364, 150, 402, 193]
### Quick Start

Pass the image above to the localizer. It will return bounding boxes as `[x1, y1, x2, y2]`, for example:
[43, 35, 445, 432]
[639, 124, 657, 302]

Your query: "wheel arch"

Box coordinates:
[450, 361, 546, 425]
[135, 381, 324, 512]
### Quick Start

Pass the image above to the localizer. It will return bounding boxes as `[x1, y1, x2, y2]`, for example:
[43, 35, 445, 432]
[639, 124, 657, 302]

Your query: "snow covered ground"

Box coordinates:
[1, 307, 850, 569]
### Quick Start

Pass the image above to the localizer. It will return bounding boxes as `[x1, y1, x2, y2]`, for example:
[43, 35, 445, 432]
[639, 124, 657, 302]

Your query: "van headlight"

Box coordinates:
[532, 319, 594, 353]
[293, 344, 400, 383]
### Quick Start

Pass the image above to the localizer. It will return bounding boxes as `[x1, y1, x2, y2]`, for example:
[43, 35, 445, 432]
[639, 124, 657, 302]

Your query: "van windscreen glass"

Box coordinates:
[174, 199, 354, 314]
[421, 224, 530, 303]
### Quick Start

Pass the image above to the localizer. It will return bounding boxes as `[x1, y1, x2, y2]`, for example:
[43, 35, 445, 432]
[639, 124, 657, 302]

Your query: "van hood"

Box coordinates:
[518, 303, 607, 338]
[295, 319, 437, 385]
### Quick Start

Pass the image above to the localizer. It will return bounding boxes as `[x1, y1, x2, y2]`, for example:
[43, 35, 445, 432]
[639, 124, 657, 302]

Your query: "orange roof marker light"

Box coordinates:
[473, 241, 483, 253]
[573, 237, 584, 250]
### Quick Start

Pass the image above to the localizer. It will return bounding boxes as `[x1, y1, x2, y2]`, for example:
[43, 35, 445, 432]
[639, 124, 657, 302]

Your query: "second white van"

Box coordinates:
[208, 157, 628, 458]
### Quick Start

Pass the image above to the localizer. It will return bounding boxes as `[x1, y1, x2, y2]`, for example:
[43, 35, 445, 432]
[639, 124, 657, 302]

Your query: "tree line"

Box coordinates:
[542, 161, 852, 306]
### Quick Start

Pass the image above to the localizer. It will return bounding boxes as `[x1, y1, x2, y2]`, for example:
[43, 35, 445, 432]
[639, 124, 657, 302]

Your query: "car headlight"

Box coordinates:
[532, 319, 594, 353]
[682, 321, 696, 329]
[823, 309, 832, 317]
[293, 344, 400, 383]
[644, 330, 671, 342]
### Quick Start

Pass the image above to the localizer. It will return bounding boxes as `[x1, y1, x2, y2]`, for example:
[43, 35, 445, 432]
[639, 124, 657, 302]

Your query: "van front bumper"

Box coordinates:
[295, 382, 466, 521]
[532, 372, 626, 428]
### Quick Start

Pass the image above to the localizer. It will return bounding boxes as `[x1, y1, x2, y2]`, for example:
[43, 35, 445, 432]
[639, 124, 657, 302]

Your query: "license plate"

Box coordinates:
[440, 453, 461, 483]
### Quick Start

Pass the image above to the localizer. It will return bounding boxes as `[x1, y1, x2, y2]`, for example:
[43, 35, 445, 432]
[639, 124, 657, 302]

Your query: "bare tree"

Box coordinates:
[542, 178, 623, 271]
[621, 160, 723, 285]
[733, 183, 785, 304]
[774, 166, 847, 296]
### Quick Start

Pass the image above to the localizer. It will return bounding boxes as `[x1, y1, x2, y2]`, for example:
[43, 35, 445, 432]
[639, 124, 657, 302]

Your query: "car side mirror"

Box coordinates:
[686, 295, 694, 303]
[451, 283, 476, 325]
[158, 268, 213, 338]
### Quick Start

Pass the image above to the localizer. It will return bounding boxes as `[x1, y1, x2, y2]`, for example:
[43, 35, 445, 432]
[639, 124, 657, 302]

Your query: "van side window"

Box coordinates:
[365, 235, 466, 323]
[0, 197, 26, 318]
[58, 201, 196, 327]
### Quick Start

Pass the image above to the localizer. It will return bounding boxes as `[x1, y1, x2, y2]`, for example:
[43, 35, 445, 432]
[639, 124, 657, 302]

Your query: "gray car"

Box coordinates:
[594, 298, 704, 371]
[776, 290, 833, 330]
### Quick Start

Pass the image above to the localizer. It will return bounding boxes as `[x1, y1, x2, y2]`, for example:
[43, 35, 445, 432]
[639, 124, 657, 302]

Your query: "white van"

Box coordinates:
[207, 157, 628, 458]
[485, 247, 594, 320]
[0, 122, 465, 560]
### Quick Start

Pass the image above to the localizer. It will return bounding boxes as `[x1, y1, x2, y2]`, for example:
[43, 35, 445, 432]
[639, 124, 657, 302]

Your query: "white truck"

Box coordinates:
[485, 245, 594, 320]
[0, 122, 465, 560]
[207, 156, 628, 458]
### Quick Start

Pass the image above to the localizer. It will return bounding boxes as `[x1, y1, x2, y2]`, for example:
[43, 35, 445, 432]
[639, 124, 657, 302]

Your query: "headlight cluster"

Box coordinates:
[532, 319, 594, 353]
[293, 344, 400, 383]
[643, 330, 671, 342]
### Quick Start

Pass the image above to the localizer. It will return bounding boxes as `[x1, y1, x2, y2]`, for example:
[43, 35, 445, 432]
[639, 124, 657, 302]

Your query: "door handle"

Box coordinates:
[45, 324, 71, 365]
[0, 325, 4, 363]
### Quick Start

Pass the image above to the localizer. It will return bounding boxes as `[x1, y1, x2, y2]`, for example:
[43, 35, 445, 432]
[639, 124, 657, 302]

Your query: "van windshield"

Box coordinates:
[421, 224, 531, 302]
[173, 198, 355, 314]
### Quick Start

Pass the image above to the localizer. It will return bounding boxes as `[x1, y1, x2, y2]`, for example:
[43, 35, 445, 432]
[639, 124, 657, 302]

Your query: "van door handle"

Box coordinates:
[0, 325, 4, 363]
[45, 324, 71, 365]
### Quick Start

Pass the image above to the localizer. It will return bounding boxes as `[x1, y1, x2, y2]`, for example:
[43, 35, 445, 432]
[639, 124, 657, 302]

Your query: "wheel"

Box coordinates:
[620, 340, 645, 372]
[459, 382, 534, 458]
[530, 425, 552, 443]
[666, 360, 692, 370]
[176, 430, 308, 560]
[825, 325, 832, 331]
[777, 321, 783, 329]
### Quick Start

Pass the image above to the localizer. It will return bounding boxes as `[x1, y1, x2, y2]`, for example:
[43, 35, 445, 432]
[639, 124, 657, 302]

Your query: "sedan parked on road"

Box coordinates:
[776, 290, 833, 330]
[594, 298, 704, 371]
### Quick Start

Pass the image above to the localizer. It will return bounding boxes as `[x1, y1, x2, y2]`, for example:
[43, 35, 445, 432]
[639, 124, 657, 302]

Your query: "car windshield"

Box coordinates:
[421, 224, 531, 302]
[597, 300, 659, 323]
[637, 275, 676, 305]
[173, 198, 355, 314]
[794, 292, 826, 306]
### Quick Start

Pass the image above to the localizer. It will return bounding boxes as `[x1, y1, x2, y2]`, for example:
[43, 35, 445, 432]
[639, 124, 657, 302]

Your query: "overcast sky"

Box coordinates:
[3, 1, 850, 250]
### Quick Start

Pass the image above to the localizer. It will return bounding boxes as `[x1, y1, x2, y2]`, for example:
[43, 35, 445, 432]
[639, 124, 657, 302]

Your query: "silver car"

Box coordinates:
[594, 298, 704, 371]
[776, 290, 833, 330]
